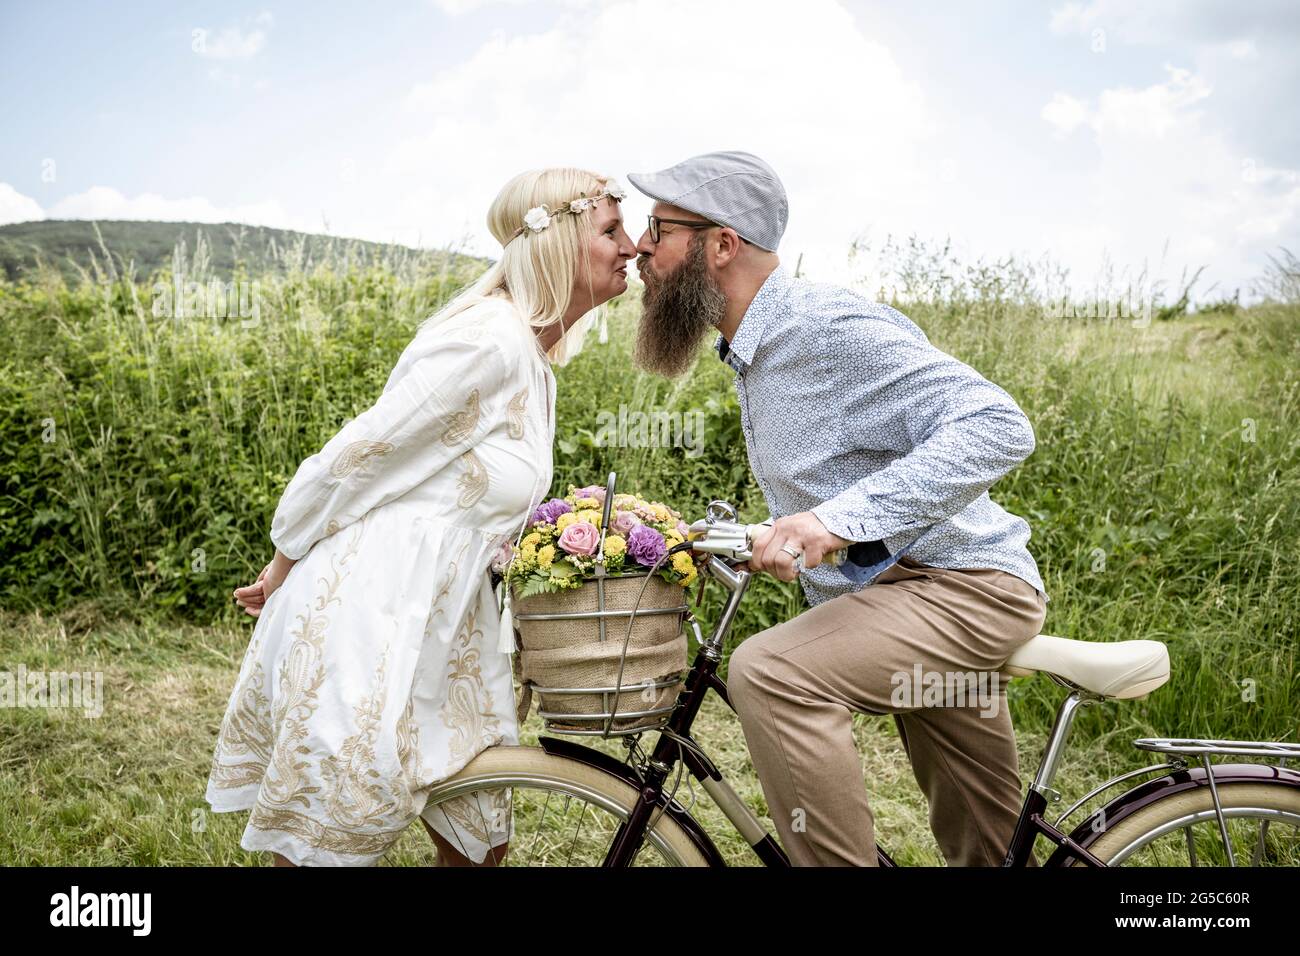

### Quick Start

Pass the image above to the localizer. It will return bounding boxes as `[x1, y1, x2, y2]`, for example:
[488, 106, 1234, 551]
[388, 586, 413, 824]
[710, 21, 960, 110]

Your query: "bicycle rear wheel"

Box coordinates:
[1067, 781, 1300, 866]
[417, 746, 711, 866]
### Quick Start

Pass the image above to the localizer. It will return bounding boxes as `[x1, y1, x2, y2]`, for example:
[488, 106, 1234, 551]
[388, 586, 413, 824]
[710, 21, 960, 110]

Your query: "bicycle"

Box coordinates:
[419, 498, 1300, 866]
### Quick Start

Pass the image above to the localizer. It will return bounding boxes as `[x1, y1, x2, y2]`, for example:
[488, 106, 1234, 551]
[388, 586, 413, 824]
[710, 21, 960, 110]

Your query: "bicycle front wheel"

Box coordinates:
[418, 746, 712, 866]
[1066, 781, 1300, 866]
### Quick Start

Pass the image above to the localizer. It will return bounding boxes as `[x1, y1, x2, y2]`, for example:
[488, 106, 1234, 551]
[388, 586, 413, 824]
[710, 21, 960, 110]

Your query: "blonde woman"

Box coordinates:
[205, 168, 637, 867]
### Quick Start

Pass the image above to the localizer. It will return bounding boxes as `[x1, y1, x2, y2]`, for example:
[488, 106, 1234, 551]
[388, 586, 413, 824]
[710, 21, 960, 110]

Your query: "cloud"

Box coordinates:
[430, 0, 593, 14]
[46, 186, 293, 228]
[0, 183, 46, 226]
[194, 11, 273, 60]
[1041, 93, 1090, 138]
[1040, 65, 1300, 298]
[430, 0, 531, 15]
[390, 0, 932, 275]
[1049, 0, 1300, 44]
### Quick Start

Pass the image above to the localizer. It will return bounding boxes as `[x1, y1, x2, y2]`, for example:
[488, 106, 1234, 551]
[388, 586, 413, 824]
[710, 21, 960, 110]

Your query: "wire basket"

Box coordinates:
[512, 567, 690, 737]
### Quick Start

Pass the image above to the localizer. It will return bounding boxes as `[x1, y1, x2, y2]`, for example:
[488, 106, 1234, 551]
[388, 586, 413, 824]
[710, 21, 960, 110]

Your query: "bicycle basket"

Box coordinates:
[511, 570, 689, 736]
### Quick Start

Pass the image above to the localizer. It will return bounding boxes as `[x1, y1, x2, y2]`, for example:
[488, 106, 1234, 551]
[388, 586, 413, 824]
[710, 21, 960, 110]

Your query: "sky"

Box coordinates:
[2, 0, 1298, 303]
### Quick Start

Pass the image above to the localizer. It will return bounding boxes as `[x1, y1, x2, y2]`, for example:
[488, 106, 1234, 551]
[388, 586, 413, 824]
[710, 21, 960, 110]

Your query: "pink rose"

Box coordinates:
[489, 536, 514, 573]
[557, 520, 600, 556]
[610, 510, 640, 536]
[676, 520, 690, 537]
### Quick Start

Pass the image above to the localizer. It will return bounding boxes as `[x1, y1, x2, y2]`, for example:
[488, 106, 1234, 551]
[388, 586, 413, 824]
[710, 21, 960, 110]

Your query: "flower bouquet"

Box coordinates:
[501, 483, 699, 735]
[500, 484, 699, 596]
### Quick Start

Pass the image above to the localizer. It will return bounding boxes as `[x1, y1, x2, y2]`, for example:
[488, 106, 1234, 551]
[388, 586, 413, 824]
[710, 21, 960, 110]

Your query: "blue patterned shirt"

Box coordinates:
[716, 264, 1046, 608]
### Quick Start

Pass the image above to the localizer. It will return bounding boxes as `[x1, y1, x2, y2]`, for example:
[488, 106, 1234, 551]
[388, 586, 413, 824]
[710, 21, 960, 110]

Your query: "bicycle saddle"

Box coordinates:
[1000, 634, 1171, 700]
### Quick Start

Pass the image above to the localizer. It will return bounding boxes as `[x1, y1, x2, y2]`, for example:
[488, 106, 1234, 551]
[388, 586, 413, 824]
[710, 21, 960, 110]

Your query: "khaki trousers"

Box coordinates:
[726, 558, 1046, 867]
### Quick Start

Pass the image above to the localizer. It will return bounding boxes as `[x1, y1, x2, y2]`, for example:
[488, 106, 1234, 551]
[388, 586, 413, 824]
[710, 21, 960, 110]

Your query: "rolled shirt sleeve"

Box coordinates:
[269, 334, 511, 560]
[810, 312, 1036, 544]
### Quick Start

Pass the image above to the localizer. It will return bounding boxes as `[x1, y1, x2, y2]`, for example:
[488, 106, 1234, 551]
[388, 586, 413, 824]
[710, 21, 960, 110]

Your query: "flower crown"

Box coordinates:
[506, 179, 627, 244]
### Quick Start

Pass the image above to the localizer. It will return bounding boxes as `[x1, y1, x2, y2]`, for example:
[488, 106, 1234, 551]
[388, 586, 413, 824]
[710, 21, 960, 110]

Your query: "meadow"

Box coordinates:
[0, 232, 1296, 865]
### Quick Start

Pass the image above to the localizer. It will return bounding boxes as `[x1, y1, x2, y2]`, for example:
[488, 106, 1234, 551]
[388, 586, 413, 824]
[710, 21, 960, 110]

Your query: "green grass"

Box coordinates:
[0, 239, 1296, 865]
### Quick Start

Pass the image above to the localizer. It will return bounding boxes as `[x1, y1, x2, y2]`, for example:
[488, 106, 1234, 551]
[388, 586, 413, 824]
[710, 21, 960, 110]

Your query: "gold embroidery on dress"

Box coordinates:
[395, 696, 425, 789]
[248, 806, 404, 857]
[440, 390, 480, 446]
[329, 440, 394, 478]
[422, 538, 471, 640]
[440, 607, 503, 764]
[427, 789, 511, 848]
[209, 636, 274, 789]
[321, 645, 413, 827]
[455, 449, 488, 508]
[325, 519, 341, 536]
[506, 388, 527, 440]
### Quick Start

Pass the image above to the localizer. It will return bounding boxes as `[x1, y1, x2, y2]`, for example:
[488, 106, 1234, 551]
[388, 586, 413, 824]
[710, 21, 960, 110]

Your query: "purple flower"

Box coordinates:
[626, 523, 667, 567]
[610, 510, 640, 536]
[574, 485, 607, 505]
[531, 497, 572, 526]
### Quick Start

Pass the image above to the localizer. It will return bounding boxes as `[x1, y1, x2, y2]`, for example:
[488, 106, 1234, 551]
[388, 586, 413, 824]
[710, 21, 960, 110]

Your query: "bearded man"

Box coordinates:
[627, 151, 1048, 867]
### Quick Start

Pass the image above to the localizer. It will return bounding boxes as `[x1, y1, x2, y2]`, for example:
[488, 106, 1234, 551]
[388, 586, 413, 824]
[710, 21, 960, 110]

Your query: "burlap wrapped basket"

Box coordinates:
[512, 571, 689, 733]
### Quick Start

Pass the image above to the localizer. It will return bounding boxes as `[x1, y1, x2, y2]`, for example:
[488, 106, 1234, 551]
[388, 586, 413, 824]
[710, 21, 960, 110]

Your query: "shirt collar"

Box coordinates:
[714, 264, 791, 373]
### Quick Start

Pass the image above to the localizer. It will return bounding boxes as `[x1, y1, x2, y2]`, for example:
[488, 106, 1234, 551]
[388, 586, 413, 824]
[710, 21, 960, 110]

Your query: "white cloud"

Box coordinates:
[0, 183, 46, 225]
[430, 0, 592, 14]
[195, 11, 273, 60]
[46, 186, 293, 229]
[430, 0, 531, 15]
[389, 0, 932, 277]
[1040, 66, 1300, 298]
[1041, 93, 1089, 138]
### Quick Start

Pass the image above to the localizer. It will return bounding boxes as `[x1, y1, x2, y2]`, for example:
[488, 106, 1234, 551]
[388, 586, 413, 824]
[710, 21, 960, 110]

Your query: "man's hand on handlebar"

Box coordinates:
[747, 512, 853, 583]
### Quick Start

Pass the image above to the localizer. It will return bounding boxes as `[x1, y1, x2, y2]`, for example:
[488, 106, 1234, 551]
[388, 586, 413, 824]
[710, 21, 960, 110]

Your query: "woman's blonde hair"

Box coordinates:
[419, 167, 619, 366]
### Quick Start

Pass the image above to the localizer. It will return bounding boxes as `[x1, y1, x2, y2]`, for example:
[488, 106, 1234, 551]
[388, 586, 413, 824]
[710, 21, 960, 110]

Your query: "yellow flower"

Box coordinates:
[537, 545, 555, 568]
[663, 532, 683, 549]
[576, 508, 602, 528]
[517, 542, 537, 571]
[575, 497, 600, 510]
[651, 504, 673, 522]
[522, 531, 542, 549]
[555, 512, 579, 532]
[671, 551, 697, 585]
[604, 534, 626, 556]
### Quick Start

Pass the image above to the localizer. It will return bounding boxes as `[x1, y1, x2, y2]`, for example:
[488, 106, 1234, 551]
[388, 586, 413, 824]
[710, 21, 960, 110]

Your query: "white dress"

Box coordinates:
[205, 296, 556, 866]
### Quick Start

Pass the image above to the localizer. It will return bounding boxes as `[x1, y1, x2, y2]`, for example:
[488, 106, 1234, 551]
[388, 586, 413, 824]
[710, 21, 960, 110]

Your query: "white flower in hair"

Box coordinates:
[524, 205, 551, 232]
[569, 197, 593, 214]
[605, 180, 627, 200]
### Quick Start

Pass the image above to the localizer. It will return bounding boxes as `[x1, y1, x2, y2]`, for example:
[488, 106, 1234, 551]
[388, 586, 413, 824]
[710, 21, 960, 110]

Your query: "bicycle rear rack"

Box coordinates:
[1052, 736, 1298, 865]
[1131, 738, 1300, 760]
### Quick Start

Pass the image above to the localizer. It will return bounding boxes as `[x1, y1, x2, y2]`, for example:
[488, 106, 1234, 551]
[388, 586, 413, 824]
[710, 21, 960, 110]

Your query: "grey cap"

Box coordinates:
[628, 150, 787, 252]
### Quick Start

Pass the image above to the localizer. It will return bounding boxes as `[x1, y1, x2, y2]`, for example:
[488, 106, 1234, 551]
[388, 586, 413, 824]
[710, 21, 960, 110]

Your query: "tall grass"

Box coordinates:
[1, 234, 1296, 756]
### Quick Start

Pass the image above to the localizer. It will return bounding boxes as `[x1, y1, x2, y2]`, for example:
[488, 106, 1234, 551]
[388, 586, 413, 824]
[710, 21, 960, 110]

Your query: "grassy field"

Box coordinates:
[0, 238, 1296, 865]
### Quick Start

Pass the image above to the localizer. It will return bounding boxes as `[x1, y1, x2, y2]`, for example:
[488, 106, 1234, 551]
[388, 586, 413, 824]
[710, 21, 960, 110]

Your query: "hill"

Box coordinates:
[0, 219, 478, 282]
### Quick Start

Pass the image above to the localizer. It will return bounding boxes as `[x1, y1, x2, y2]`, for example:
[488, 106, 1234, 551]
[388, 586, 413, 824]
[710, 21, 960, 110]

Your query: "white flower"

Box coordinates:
[524, 205, 551, 232]
[604, 180, 627, 200]
[569, 197, 592, 214]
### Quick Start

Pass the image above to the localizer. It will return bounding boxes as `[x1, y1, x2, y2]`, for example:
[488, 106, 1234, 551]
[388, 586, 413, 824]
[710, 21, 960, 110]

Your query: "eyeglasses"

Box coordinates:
[645, 214, 754, 246]
[646, 215, 718, 244]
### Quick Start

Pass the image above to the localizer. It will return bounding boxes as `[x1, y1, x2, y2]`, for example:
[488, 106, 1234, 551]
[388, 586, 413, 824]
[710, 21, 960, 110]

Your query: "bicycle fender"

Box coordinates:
[538, 735, 728, 867]
[1045, 762, 1300, 867]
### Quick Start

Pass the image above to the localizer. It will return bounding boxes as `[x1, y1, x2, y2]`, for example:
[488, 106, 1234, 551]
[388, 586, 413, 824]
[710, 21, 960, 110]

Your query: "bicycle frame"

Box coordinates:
[533, 553, 1300, 867]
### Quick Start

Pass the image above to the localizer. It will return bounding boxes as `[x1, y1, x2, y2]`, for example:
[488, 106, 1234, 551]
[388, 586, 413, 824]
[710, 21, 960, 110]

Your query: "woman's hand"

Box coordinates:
[233, 550, 297, 617]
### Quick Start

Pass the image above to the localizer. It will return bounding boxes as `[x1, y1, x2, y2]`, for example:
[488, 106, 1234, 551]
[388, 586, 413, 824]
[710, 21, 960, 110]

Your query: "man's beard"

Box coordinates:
[633, 235, 728, 378]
